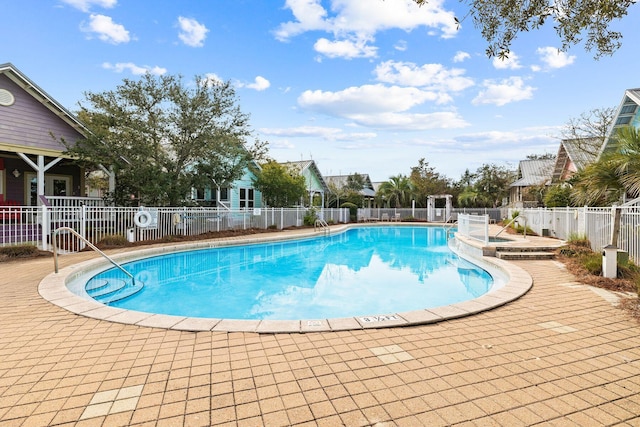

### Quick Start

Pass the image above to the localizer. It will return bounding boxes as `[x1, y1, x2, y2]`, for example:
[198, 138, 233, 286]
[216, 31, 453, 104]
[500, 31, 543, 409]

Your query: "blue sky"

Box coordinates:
[4, 0, 639, 182]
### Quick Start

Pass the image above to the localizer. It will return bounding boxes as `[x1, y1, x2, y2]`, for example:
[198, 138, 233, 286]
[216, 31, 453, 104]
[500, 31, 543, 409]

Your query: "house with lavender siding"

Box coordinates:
[0, 63, 88, 206]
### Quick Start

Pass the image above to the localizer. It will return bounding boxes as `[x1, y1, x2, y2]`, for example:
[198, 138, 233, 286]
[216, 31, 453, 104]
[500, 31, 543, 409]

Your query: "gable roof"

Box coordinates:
[600, 88, 640, 155]
[280, 160, 329, 193]
[0, 63, 87, 136]
[552, 137, 602, 182]
[325, 174, 376, 197]
[510, 159, 554, 188]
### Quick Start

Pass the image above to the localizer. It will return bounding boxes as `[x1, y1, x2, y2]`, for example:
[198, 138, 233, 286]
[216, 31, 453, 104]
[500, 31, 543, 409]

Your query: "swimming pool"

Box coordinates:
[79, 226, 501, 321]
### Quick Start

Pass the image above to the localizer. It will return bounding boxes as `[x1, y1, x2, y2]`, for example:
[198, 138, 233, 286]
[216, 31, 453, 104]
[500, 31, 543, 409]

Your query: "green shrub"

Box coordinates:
[340, 202, 358, 222]
[513, 224, 535, 235]
[567, 233, 591, 248]
[267, 224, 278, 230]
[0, 244, 39, 258]
[97, 234, 128, 247]
[581, 252, 603, 275]
[303, 208, 318, 226]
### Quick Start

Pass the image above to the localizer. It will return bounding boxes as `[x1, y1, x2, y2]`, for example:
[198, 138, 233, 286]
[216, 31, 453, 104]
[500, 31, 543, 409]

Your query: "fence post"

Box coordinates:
[610, 206, 622, 247]
[79, 204, 87, 251]
[41, 204, 49, 251]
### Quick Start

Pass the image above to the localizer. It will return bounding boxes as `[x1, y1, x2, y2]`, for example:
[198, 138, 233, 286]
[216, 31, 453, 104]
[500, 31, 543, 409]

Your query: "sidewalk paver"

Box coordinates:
[1, 230, 639, 426]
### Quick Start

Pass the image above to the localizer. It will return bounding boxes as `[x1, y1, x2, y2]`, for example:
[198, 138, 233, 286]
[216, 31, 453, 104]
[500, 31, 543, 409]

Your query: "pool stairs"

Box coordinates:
[493, 245, 557, 261]
[86, 278, 144, 304]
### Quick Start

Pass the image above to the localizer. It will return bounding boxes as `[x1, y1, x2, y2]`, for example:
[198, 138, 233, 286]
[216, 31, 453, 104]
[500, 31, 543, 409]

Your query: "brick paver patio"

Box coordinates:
[1, 229, 639, 426]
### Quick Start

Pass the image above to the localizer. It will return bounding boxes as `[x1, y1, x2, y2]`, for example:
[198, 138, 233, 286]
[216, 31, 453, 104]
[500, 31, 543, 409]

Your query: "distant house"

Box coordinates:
[280, 160, 328, 207]
[551, 137, 603, 183]
[324, 174, 376, 207]
[0, 63, 87, 205]
[190, 164, 262, 210]
[600, 88, 640, 154]
[509, 159, 554, 208]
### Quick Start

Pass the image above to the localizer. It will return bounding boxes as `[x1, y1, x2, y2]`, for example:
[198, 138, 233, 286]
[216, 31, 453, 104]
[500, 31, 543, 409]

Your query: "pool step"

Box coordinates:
[495, 246, 556, 260]
[86, 278, 144, 304]
[98, 282, 144, 304]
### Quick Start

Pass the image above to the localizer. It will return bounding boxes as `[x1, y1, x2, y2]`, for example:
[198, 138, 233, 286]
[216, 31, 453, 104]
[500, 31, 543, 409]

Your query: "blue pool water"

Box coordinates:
[84, 226, 496, 320]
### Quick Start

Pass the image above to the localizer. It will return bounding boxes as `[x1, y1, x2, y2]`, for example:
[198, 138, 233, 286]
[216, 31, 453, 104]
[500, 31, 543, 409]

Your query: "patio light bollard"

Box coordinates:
[602, 244, 617, 279]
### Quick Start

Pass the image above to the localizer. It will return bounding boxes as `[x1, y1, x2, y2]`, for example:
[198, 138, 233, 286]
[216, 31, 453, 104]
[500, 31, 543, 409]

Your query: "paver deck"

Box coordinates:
[1, 227, 639, 426]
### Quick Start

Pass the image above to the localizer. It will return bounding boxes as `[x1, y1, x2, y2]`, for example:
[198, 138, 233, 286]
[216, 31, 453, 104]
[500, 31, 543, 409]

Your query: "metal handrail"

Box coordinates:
[445, 219, 458, 240]
[495, 215, 527, 238]
[314, 218, 330, 235]
[53, 227, 136, 287]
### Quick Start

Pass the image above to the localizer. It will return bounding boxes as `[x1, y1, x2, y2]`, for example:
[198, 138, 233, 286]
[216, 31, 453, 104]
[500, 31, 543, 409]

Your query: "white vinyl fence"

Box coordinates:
[510, 207, 640, 263]
[457, 214, 490, 245]
[1, 205, 349, 253]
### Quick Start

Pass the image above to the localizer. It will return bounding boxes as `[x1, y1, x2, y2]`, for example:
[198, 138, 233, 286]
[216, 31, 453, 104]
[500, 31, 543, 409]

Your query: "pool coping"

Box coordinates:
[38, 223, 534, 333]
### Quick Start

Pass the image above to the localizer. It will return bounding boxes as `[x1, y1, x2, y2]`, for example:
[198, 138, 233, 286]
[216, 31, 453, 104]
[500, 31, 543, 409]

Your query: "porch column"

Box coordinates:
[17, 153, 62, 205]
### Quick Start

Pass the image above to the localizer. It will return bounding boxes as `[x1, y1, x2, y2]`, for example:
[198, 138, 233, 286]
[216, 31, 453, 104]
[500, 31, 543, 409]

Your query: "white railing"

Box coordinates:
[46, 196, 106, 207]
[1, 205, 349, 252]
[357, 207, 505, 223]
[457, 214, 489, 245]
[511, 206, 640, 263]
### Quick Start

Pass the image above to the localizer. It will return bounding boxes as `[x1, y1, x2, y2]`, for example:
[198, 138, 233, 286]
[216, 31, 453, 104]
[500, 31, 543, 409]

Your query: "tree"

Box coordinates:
[572, 126, 640, 206]
[409, 158, 452, 207]
[611, 126, 640, 197]
[252, 161, 306, 207]
[456, 163, 515, 208]
[526, 153, 555, 160]
[66, 73, 259, 206]
[475, 164, 515, 207]
[544, 184, 572, 207]
[345, 173, 366, 191]
[327, 173, 366, 208]
[560, 107, 615, 158]
[413, 0, 635, 59]
[377, 174, 413, 208]
[570, 157, 625, 206]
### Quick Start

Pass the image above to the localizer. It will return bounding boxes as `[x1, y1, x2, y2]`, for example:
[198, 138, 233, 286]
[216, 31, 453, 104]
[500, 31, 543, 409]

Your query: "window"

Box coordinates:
[219, 187, 229, 201]
[239, 188, 254, 209]
[621, 105, 637, 114]
[616, 116, 632, 125]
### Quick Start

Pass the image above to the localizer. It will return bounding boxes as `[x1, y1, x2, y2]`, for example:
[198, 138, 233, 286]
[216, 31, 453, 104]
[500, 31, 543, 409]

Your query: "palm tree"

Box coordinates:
[570, 157, 624, 206]
[611, 126, 640, 198]
[571, 126, 640, 205]
[377, 174, 412, 207]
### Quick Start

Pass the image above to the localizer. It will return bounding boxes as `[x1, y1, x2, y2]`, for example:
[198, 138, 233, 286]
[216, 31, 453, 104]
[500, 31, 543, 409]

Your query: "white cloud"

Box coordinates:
[60, 0, 116, 12]
[274, 0, 331, 40]
[260, 126, 377, 141]
[536, 46, 576, 69]
[177, 16, 209, 47]
[298, 84, 440, 116]
[453, 51, 470, 63]
[472, 77, 535, 106]
[81, 14, 130, 44]
[347, 111, 469, 130]
[238, 76, 271, 91]
[314, 37, 377, 59]
[492, 52, 522, 70]
[203, 73, 224, 86]
[102, 62, 166, 75]
[297, 84, 468, 130]
[275, 0, 458, 59]
[373, 60, 474, 94]
[394, 40, 407, 51]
